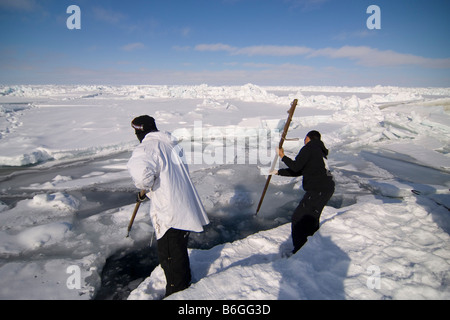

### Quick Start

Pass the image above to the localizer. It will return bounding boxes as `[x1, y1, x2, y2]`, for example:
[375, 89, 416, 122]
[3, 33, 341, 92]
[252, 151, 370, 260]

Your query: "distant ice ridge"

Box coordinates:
[0, 84, 282, 103]
[2, 84, 450, 100]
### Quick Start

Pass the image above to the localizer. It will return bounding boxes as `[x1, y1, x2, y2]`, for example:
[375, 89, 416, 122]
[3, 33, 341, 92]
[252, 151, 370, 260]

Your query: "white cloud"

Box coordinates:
[173, 46, 192, 52]
[121, 43, 145, 52]
[195, 43, 236, 53]
[93, 7, 127, 24]
[0, 0, 37, 11]
[195, 44, 312, 56]
[194, 43, 450, 68]
[234, 45, 312, 56]
[309, 46, 450, 68]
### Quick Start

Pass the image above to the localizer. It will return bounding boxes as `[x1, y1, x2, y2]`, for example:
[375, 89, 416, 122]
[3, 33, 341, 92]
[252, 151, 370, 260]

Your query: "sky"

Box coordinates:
[0, 0, 449, 87]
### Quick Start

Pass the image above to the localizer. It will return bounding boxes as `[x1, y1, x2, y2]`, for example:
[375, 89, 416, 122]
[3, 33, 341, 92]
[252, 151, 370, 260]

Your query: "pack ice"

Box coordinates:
[0, 84, 449, 300]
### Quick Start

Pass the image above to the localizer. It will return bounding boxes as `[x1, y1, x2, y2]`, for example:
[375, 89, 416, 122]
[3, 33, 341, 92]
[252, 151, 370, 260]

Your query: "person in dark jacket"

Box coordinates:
[274, 130, 335, 254]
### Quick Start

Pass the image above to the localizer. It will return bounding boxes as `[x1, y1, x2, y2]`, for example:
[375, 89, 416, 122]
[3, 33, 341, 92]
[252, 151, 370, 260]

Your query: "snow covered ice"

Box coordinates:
[0, 84, 449, 300]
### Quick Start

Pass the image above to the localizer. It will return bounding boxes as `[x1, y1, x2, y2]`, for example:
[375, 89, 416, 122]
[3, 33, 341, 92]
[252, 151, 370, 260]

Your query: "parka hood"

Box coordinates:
[309, 139, 329, 158]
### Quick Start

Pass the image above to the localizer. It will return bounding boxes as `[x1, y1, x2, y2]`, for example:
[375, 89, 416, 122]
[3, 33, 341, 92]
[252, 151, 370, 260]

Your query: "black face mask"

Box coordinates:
[136, 131, 147, 143]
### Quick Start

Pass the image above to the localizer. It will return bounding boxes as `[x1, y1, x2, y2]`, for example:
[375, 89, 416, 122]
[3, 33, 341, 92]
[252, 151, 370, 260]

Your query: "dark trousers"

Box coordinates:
[157, 228, 191, 297]
[292, 189, 334, 253]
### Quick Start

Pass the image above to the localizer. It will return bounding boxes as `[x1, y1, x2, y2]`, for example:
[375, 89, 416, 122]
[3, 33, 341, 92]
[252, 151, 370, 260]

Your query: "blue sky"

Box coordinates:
[0, 0, 449, 86]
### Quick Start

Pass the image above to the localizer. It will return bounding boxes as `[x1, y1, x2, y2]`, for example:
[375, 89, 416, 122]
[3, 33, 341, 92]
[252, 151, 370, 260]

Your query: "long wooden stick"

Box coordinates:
[255, 99, 298, 215]
[126, 190, 147, 237]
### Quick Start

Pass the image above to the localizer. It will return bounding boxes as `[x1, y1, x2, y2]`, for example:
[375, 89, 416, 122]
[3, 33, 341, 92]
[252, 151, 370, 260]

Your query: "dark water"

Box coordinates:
[94, 245, 160, 300]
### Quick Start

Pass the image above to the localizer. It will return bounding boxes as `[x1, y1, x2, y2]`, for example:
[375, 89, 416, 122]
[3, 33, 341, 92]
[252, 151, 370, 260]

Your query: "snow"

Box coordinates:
[131, 195, 450, 300]
[0, 84, 449, 300]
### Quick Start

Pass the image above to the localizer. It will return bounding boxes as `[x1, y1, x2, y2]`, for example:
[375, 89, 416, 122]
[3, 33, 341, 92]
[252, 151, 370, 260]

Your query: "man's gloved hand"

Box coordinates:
[136, 190, 147, 202]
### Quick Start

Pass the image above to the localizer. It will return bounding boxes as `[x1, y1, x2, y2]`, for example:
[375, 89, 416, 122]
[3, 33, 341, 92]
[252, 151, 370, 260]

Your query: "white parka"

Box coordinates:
[127, 131, 209, 239]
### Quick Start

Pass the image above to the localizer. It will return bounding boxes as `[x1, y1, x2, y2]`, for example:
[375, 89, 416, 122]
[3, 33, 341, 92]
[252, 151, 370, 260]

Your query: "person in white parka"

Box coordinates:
[127, 115, 210, 297]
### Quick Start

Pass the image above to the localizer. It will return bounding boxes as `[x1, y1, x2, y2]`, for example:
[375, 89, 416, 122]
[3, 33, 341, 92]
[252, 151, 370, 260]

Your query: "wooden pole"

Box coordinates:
[255, 99, 298, 215]
[126, 190, 147, 237]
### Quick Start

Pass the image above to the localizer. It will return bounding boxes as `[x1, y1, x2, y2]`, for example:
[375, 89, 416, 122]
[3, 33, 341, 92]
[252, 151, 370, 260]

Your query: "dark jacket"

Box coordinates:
[278, 139, 334, 192]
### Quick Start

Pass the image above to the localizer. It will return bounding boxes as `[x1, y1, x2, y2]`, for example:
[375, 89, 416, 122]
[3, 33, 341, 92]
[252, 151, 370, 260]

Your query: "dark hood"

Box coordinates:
[309, 139, 329, 158]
